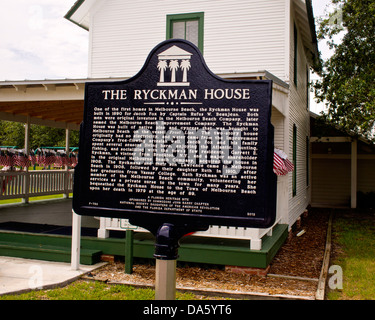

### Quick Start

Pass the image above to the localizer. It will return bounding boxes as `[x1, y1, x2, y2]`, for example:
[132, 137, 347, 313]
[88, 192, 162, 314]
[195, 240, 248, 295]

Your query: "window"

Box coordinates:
[166, 12, 204, 52]
[293, 124, 297, 196]
[306, 136, 309, 187]
[293, 23, 298, 86]
[306, 66, 310, 110]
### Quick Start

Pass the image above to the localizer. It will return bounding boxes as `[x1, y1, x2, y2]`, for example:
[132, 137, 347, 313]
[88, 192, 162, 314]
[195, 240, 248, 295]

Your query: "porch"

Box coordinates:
[0, 198, 288, 268]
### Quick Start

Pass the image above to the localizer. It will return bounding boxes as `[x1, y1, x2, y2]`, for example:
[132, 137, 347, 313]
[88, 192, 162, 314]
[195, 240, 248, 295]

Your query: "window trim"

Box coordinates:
[306, 65, 310, 110]
[166, 12, 204, 52]
[293, 23, 298, 86]
[293, 124, 297, 197]
[306, 136, 309, 187]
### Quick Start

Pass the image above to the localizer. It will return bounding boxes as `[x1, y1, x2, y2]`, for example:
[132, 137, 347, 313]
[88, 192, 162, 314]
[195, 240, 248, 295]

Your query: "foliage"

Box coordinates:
[314, 0, 375, 142]
[0, 120, 79, 150]
[0, 121, 25, 148]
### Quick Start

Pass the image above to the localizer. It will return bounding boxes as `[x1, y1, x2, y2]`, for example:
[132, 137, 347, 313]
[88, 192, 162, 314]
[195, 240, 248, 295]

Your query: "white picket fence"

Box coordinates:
[0, 169, 74, 201]
[97, 216, 282, 251]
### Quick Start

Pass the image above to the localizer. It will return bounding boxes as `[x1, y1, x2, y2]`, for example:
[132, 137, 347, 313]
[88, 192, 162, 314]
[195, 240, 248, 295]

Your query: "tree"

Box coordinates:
[30, 125, 65, 149]
[314, 0, 375, 142]
[0, 120, 79, 150]
[0, 121, 25, 148]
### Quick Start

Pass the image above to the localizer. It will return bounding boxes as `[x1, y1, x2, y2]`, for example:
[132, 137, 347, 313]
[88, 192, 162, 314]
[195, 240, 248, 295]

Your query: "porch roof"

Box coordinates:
[0, 78, 124, 130]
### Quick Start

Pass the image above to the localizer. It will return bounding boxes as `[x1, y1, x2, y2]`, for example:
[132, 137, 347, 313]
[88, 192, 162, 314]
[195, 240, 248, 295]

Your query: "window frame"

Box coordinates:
[293, 124, 297, 196]
[293, 23, 298, 87]
[306, 136, 309, 187]
[306, 65, 310, 110]
[166, 12, 204, 52]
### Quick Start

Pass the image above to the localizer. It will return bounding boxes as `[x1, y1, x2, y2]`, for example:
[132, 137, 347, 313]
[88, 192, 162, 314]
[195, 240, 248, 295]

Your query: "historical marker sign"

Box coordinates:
[73, 39, 276, 229]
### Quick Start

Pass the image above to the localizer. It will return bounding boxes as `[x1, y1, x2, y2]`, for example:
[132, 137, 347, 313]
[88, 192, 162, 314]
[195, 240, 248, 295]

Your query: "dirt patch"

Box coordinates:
[269, 208, 329, 279]
[87, 208, 330, 299]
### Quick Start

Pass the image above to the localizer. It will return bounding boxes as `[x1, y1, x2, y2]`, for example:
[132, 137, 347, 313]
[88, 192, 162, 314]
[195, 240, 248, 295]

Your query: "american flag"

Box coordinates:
[284, 158, 294, 172]
[273, 149, 294, 176]
[273, 152, 288, 176]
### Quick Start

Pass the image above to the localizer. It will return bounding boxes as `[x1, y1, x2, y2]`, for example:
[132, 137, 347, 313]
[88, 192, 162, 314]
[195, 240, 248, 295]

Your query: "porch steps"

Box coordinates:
[0, 223, 289, 268]
[0, 231, 101, 265]
[81, 223, 290, 268]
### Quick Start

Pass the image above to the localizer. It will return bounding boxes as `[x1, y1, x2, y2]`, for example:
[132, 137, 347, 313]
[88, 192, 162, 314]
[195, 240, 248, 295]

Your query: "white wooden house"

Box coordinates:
[65, 0, 319, 250]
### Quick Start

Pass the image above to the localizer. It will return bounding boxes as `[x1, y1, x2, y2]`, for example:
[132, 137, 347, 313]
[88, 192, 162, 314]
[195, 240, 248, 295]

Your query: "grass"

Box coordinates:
[327, 212, 375, 300]
[0, 280, 201, 300]
[0, 194, 73, 205]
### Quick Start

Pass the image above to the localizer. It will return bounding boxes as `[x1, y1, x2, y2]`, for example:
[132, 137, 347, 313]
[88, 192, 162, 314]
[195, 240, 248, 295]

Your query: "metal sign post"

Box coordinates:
[153, 223, 181, 300]
[155, 259, 176, 300]
[149, 222, 207, 300]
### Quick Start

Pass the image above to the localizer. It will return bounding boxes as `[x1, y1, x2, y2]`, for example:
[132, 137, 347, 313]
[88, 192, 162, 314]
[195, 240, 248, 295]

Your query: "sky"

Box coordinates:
[0, 0, 335, 111]
[0, 0, 88, 81]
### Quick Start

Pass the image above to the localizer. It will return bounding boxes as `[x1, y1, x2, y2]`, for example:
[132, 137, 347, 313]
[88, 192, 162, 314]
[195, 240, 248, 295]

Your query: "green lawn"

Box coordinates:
[327, 212, 375, 300]
[0, 194, 72, 205]
[0, 280, 202, 300]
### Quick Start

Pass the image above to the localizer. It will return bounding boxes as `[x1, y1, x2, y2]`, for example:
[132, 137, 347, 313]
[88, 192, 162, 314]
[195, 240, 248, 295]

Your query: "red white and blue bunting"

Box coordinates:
[0, 148, 78, 170]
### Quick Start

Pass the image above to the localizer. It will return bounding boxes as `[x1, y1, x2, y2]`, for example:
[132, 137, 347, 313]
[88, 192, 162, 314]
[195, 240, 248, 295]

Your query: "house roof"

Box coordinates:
[64, 0, 95, 31]
[310, 112, 375, 146]
[294, 0, 319, 63]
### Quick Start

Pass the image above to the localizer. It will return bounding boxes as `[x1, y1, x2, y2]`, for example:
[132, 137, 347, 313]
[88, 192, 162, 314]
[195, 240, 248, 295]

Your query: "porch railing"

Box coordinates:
[97, 216, 281, 251]
[0, 170, 74, 201]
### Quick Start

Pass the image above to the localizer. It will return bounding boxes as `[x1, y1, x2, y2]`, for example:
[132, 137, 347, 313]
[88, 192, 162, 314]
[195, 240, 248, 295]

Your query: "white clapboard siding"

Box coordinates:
[286, 6, 311, 226]
[271, 107, 285, 151]
[89, 0, 287, 80]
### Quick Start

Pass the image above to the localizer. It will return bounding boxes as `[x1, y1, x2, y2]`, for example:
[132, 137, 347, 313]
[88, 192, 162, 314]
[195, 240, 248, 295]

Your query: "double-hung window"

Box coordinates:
[293, 124, 297, 196]
[166, 12, 204, 52]
[293, 23, 298, 86]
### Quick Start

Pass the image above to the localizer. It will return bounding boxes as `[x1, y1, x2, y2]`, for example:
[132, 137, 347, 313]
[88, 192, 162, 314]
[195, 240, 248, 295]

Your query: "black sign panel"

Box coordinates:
[73, 39, 276, 229]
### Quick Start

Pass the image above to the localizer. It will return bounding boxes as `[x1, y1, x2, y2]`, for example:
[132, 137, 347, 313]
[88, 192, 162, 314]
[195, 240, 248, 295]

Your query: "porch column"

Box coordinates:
[23, 116, 30, 203]
[351, 139, 357, 209]
[64, 127, 70, 198]
[71, 210, 81, 270]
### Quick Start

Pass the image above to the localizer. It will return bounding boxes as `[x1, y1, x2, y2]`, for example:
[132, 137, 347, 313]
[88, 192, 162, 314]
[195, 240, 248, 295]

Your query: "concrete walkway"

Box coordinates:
[0, 199, 105, 296]
[0, 256, 106, 296]
[0, 198, 99, 228]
